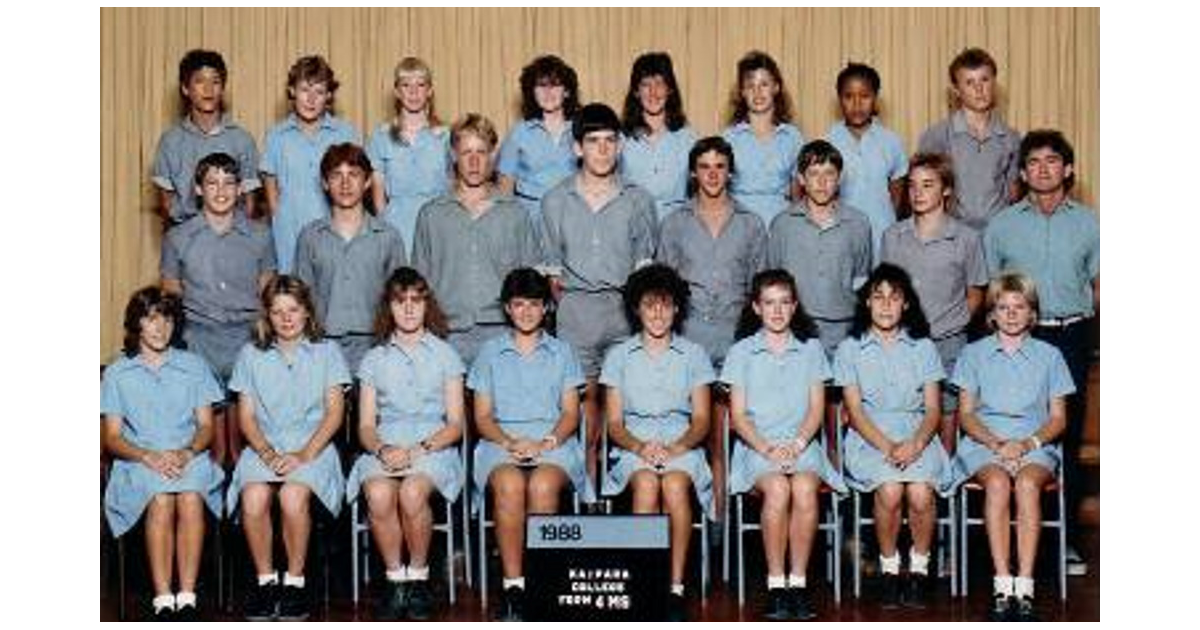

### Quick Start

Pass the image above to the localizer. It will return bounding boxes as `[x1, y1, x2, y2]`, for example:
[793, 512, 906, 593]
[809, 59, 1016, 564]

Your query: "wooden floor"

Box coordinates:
[101, 474, 1099, 622]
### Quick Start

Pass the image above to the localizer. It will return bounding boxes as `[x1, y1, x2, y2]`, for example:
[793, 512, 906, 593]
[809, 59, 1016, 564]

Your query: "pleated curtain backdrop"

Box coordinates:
[100, 7, 1099, 360]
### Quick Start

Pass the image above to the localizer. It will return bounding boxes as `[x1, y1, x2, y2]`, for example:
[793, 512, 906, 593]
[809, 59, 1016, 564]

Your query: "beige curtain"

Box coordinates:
[100, 7, 1099, 360]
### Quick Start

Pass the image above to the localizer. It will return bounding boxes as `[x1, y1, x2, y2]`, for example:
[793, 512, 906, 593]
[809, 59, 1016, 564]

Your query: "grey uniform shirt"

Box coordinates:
[917, 110, 1020, 231]
[152, 115, 261, 224]
[880, 216, 987, 340]
[160, 212, 276, 325]
[411, 192, 542, 331]
[539, 176, 658, 293]
[294, 213, 407, 335]
[658, 200, 766, 347]
[767, 202, 873, 321]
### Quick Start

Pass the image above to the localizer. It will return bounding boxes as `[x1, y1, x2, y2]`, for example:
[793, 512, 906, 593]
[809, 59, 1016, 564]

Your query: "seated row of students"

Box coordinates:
[102, 260, 1070, 622]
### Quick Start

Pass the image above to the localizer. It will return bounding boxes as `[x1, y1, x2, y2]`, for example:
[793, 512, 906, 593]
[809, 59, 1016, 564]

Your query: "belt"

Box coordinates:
[1036, 315, 1087, 328]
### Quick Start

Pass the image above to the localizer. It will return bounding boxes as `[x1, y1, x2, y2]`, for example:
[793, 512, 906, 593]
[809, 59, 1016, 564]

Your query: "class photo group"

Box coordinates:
[98, 7, 1099, 623]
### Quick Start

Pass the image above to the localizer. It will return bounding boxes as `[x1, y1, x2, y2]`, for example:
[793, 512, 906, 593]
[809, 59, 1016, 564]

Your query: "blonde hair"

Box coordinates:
[985, 272, 1040, 330]
[450, 113, 498, 152]
[390, 56, 440, 133]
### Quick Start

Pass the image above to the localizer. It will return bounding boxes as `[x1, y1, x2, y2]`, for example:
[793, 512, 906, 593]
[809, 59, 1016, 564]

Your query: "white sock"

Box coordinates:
[788, 574, 806, 589]
[767, 574, 787, 590]
[257, 573, 279, 586]
[909, 551, 930, 576]
[503, 577, 525, 590]
[1014, 576, 1035, 599]
[408, 565, 430, 581]
[152, 594, 175, 613]
[880, 552, 902, 575]
[994, 574, 1014, 597]
[386, 566, 407, 583]
[283, 573, 305, 588]
[670, 583, 685, 596]
[175, 591, 197, 608]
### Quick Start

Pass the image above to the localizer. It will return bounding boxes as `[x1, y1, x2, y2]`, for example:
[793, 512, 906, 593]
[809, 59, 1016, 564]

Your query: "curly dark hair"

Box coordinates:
[122, 286, 185, 357]
[519, 55, 580, 120]
[623, 263, 690, 334]
[847, 263, 931, 340]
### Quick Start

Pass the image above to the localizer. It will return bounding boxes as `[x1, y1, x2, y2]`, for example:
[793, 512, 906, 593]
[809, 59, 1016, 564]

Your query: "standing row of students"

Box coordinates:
[109, 43, 1097, 622]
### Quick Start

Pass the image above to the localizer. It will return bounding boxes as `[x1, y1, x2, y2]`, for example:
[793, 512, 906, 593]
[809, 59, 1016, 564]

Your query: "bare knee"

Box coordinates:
[240, 485, 273, 519]
[876, 483, 905, 512]
[905, 483, 935, 514]
[527, 470, 565, 511]
[363, 480, 397, 517]
[175, 492, 205, 523]
[661, 474, 693, 509]
[398, 480, 431, 516]
[278, 484, 312, 520]
[759, 476, 791, 515]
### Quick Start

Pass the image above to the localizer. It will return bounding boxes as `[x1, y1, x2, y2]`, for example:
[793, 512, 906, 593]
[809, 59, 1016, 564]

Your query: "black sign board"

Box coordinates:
[524, 515, 670, 621]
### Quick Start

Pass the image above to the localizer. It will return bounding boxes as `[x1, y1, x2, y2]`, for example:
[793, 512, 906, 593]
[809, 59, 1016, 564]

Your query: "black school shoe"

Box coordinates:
[763, 588, 792, 620]
[276, 584, 309, 621]
[880, 573, 902, 610]
[174, 602, 199, 621]
[1012, 595, 1038, 622]
[789, 587, 817, 621]
[496, 586, 525, 622]
[987, 593, 1014, 622]
[666, 592, 687, 621]
[406, 580, 433, 620]
[902, 572, 929, 609]
[377, 580, 408, 620]
[151, 605, 175, 622]
[243, 582, 278, 621]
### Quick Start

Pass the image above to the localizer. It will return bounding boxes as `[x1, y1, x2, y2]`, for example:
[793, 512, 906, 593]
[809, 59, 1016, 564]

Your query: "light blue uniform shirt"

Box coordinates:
[620, 126, 698, 222]
[496, 118, 578, 219]
[468, 332, 584, 427]
[365, 124, 452, 255]
[260, 113, 360, 272]
[722, 121, 804, 226]
[101, 349, 226, 535]
[825, 119, 908, 261]
[984, 198, 1100, 319]
[949, 334, 1075, 483]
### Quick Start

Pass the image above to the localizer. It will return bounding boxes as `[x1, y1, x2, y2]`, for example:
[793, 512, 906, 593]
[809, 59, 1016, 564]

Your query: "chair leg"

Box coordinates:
[853, 491, 862, 599]
[832, 494, 841, 604]
[948, 497, 958, 598]
[462, 495, 473, 590]
[959, 488, 969, 597]
[117, 535, 127, 621]
[350, 501, 359, 606]
[736, 497, 745, 608]
[446, 502, 457, 606]
[700, 516, 709, 598]
[478, 501, 489, 610]
[1058, 482, 1068, 602]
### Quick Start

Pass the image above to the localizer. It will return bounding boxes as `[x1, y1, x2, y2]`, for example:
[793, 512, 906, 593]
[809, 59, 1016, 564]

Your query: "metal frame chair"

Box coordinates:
[728, 401, 842, 608]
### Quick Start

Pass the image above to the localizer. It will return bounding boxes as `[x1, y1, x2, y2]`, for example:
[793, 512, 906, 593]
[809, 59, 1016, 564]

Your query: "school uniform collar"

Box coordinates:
[747, 330, 805, 355]
[627, 333, 687, 356]
[314, 211, 390, 236]
[1013, 195, 1080, 217]
[387, 331, 437, 354]
[129, 347, 187, 374]
[269, 337, 318, 359]
[950, 110, 1012, 139]
[568, 174, 640, 201]
[896, 215, 964, 243]
[982, 332, 1035, 359]
[285, 112, 339, 132]
[496, 330, 556, 357]
[832, 118, 883, 141]
[859, 329, 918, 349]
[789, 201, 848, 229]
[190, 210, 254, 238]
[181, 114, 237, 137]
[728, 120, 791, 137]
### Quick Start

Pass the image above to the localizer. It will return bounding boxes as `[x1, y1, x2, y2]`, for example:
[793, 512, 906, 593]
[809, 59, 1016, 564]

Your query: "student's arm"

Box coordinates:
[161, 278, 183, 295]
[728, 386, 769, 454]
[546, 385, 582, 453]
[669, 384, 711, 458]
[966, 286, 985, 319]
[605, 386, 646, 456]
[473, 391, 515, 448]
[423, 377, 466, 454]
[102, 414, 182, 479]
[957, 389, 1003, 453]
[888, 179, 905, 218]
[243, 192, 258, 220]
[237, 392, 280, 469]
[842, 384, 896, 456]
[796, 382, 827, 450]
[892, 381, 941, 468]
[497, 175, 516, 196]
[292, 385, 345, 468]
[157, 190, 174, 225]
[356, 384, 386, 458]
[1093, 276, 1100, 312]
[371, 173, 388, 220]
[263, 175, 281, 218]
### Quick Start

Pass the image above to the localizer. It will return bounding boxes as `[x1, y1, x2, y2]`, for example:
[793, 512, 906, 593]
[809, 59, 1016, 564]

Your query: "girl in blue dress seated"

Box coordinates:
[721, 269, 846, 620]
[833, 263, 950, 609]
[346, 267, 466, 620]
[101, 287, 225, 620]
[469, 268, 592, 621]
[601, 263, 714, 621]
[951, 272, 1074, 622]
[226, 276, 351, 620]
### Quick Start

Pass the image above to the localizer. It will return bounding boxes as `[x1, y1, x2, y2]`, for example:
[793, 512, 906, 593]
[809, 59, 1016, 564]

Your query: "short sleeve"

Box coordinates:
[193, 357, 225, 407]
[950, 345, 979, 397]
[964, 228, 989, 286]
[832, 339, 859, 387]
[496, 126, 522, 177]
[888, 134, 909, 181]
[806, 341, 832, 385]
[440, 342, 466, 380]
[718, 343, 747, 389]
[100, 367, 125, 418]
[324, 342, 352, 389]
[227, 345, 255, 394]
[1046, 346, 1077, 399]
[365, 128, 389, 172]
[357, 348, 381, 389]
[687, 344, 716, 390]
[983, 223, 1003, 278]
[465, 346, 493, 395]
[560, 344, 586, 391]
[259, 127, 280, 176]
[151, 131, 175, 191]
[160, 232, 182, 281]
[259, 231, 278, 275]
[236, 131, 262, 191]
[598, 345, 625, 390]
[916, 339, 947, 384]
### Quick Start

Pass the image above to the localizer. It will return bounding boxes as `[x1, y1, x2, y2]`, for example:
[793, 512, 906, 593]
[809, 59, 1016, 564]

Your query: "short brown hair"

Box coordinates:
[287, 55, 340, 104]
[320, 143, 372, 180]
[949, 47, 997, 83]
[985, 272, 1040, 330]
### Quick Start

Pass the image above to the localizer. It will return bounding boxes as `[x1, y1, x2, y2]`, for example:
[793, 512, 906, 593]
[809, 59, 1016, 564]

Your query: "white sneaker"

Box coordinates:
[1065, 545, 1088, 576]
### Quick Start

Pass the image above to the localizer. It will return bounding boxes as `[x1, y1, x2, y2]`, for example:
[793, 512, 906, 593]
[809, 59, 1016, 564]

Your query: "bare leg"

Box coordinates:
[661, 472, 695, 586]
[398, 476, 435, 569]
[906, 483, 936, 556]
[873, 482, 904, 558]
[629, 470, 662, 514]
[976, 466, 1014, 577]
[756, 474, 791, 578]
[786, 473, 821, 577]
[491, 466, 528, 580]
[175, 492, 206, 592]
[582, 379, 602, 491]
[145, 494, 177, 597]
[709, 394, 729, 527]
[528, 466, 568, 515]
[241, 483, 276, 576]
[278, 483, 312, 578]
[363, 478, 403, 570]
[1014, 465, 1052, 578]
